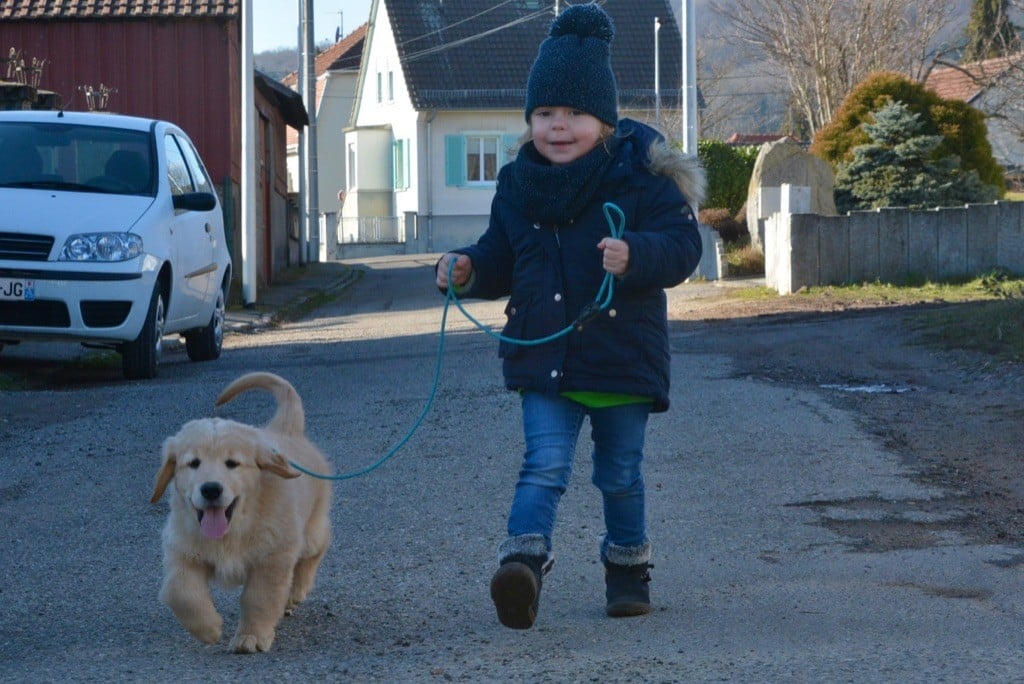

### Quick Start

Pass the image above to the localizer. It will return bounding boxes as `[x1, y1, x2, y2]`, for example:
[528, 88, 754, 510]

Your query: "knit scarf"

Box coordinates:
[512, 138, 618, 224]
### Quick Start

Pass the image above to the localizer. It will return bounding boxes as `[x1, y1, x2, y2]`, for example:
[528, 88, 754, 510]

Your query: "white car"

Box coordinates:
[0, 110, 232, 379]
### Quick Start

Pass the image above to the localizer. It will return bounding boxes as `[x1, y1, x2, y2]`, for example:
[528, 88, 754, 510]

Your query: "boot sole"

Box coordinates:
[490, 562, 539, 629]
[606, 601, 651, 618]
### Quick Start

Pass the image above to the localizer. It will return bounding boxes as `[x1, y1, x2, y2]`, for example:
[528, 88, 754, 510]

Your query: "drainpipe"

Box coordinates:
[425, 111, 436, 252]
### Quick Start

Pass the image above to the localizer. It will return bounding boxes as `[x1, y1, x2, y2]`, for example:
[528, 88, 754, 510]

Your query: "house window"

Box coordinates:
[392, 138, 409, 190]
[445, 134, 519, 187]
[388, 71, 395, 102]
[376, 72, 383, 103]
[466, 136, 498, 183]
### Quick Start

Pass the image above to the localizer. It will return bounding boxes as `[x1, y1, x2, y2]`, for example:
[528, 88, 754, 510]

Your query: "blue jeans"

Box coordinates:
[507, 392, 651, 554]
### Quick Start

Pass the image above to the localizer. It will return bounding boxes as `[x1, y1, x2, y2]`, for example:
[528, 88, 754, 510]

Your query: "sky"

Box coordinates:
[252, 0, 372, 53]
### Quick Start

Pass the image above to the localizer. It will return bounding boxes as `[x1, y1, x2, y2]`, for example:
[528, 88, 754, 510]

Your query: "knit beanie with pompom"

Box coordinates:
[524, 3, 618, 127]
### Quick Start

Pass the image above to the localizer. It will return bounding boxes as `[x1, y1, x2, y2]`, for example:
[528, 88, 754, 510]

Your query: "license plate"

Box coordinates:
[0, 278, 34, 301]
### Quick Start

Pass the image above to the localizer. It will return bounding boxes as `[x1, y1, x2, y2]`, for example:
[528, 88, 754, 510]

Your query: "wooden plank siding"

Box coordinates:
[0, 18, 239, 188]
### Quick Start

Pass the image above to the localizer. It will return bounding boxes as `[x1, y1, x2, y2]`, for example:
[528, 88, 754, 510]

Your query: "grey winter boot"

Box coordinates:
[603, 540, 653, 618]
[490, 534, 553, 630]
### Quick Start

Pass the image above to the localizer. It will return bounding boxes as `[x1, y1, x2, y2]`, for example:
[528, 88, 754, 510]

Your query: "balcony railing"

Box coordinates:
[337, 216, 403, 244]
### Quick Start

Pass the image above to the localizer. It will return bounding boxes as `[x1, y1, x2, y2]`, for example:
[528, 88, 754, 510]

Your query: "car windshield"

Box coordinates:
[0, 121, 155, 197]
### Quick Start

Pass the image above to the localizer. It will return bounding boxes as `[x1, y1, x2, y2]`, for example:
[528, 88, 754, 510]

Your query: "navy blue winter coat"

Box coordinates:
[451, 119, 705, 412]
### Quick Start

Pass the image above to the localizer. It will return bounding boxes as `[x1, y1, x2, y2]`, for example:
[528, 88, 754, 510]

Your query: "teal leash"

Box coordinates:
[290, 201, 626, 481]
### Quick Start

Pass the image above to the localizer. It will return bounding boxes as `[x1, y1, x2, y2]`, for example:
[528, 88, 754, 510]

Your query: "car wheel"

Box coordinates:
[121, 284, 165, 380]
[185, 284, 225, 362]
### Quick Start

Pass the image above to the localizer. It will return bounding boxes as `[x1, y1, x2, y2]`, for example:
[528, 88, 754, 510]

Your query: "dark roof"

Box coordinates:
[0, 0, 238, 19]
[256, 70, 307, 129]
[386, 0, 683, 111]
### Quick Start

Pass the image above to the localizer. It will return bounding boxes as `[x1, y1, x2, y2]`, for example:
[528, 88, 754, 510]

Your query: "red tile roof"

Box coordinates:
[283, 24, 366, 145]
[925, 53, 1023, 104]
[725, 133, 801, 146]
[281, 22, 366, 88]
[0, 0, 238, 19]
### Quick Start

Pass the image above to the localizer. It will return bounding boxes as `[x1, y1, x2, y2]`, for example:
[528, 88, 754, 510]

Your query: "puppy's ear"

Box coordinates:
[256, 440, 302, 479]
[150, 437, 178, 503]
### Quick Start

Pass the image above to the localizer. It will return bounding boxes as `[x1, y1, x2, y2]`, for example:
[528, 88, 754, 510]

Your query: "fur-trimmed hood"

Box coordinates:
[618, 118, 706, 207]
[648, 140, 706, 208]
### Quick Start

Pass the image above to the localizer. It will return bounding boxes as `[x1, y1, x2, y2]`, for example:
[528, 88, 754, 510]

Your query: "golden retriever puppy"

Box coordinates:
[150, 372, 332, 653]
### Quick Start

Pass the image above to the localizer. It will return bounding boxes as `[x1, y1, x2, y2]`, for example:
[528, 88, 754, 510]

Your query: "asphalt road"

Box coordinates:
[1, 255, 1023, 682]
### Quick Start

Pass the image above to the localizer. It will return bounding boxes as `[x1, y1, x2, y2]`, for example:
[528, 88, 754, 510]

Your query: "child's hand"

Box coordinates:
[597, 238, 630, 276]
[437, 253, 473, 288]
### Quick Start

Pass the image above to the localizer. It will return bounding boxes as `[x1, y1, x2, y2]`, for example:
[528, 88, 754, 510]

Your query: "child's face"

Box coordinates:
[530, 107, 607, 166]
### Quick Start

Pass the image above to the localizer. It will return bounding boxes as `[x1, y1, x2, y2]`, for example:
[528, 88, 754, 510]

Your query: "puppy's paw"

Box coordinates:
[288, 588, 309, 608]
[188, 620, 222, 645]
[230, 630, 275, 653]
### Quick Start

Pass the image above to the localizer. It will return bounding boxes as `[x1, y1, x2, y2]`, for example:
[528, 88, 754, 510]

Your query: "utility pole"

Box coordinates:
[681, 0, 697, 157]
[681, 0, 698, 214]
[241, 0, 257, 304]
[654, 17, 662, 129]
[298, 0, 320, 264]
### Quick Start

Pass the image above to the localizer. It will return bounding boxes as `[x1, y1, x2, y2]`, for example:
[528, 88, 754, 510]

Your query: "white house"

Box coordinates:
[340, 0, 688, 256]
[283, 24, 367, 219]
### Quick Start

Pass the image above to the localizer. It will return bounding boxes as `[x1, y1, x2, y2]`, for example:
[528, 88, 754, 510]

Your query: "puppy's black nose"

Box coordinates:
[200, 482, 223, 501]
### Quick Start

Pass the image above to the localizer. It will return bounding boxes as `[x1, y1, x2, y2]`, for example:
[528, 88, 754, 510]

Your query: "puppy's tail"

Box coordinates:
[215, 372, 305, 437]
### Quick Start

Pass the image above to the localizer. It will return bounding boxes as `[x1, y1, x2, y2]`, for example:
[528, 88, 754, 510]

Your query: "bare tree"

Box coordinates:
[710, 0, 957, 135]
[695, 46, 782, 140]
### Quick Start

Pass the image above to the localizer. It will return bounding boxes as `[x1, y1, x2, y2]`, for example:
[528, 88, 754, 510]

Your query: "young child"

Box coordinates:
[435, 3, 705, 629]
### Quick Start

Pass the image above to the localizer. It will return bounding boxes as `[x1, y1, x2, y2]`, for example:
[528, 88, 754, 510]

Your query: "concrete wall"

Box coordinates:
[766, 199, 1024, 294]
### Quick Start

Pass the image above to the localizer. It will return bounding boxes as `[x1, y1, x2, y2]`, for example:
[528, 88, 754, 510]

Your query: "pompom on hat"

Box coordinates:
[525, 3, 618, 127]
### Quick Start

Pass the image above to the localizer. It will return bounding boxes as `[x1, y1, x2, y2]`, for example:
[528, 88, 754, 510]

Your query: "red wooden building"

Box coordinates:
[0, 0, 308, 294]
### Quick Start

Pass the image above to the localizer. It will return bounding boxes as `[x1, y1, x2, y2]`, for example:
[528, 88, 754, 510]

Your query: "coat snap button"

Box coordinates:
[509, 307, 517, 316]
[550, 370, 558, 378]
[608, 309, 617, 318]
[553, 293, 562, 302]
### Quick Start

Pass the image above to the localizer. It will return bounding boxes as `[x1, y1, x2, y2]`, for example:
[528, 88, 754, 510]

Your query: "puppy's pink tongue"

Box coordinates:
[200, 507, 229, 538]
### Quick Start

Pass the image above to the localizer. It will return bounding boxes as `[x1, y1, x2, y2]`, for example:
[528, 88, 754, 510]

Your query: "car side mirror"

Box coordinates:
[172, 192, 217, 212]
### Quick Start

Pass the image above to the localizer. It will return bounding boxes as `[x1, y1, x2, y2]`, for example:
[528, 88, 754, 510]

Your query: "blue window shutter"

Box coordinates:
[391, 139, 409, 190]
[445, 135, 466, 187]
[392, 140, 399, 190]
[502, 134, 519, 166]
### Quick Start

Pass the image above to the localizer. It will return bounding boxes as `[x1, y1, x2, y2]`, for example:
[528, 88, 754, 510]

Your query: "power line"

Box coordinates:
[396, 0, 520, 48]
[399, 5, 553, 63]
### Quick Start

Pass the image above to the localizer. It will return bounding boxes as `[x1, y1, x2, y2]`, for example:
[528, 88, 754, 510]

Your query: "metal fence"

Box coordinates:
[337, 216, 403, 244]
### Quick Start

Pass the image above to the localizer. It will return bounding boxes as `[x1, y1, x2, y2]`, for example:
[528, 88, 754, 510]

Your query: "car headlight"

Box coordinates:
[59, 233, 143, 262]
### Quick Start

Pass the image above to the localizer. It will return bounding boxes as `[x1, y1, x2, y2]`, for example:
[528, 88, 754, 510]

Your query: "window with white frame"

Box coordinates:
[388, 71, 395, 102]
[376, 72, 383, 103]
[466, 135, 498, 183]
[445, 133, 519, 187]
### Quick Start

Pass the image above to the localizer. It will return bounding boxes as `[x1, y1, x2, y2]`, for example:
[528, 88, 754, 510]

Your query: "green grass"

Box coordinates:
[906, 272, 1024, 362]
[726, 271, 1024, 363]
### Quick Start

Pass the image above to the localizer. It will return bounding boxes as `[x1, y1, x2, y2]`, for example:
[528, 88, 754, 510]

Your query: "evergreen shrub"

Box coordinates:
[811, 71, 1005, 195]
[696, 140, 759, 215]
